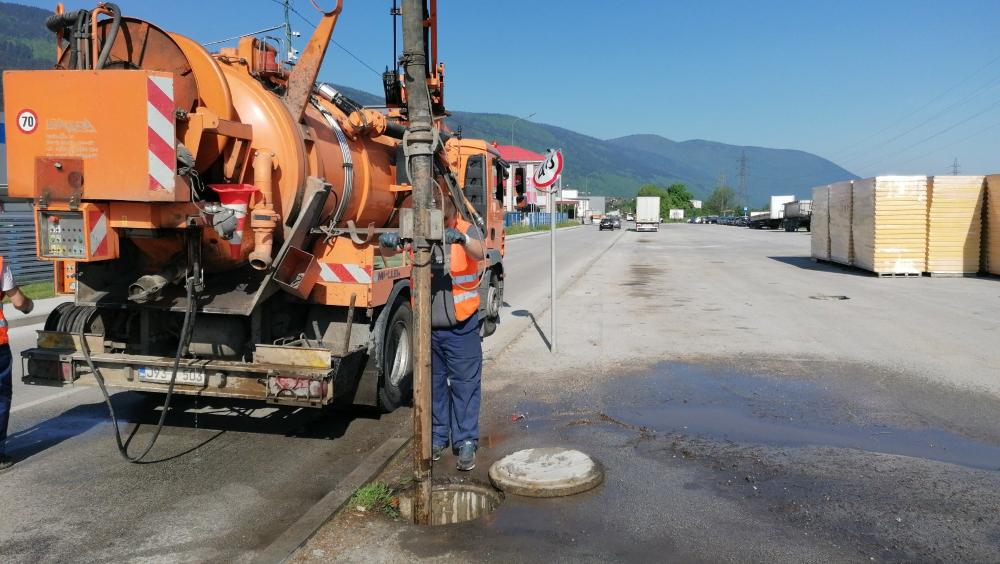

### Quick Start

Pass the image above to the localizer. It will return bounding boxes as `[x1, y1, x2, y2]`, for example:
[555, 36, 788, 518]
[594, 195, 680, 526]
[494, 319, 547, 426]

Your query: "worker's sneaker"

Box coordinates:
[456, 440, 476, 471]
[432, 444, 447, 462]
[0, 455, 14, 472]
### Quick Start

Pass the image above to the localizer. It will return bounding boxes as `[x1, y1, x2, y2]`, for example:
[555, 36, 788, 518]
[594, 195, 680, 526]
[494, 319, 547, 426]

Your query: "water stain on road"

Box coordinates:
[601, 363, 1000, 471]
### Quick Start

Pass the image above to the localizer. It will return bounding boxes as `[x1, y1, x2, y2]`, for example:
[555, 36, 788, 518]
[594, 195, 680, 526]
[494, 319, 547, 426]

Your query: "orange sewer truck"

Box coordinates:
[3, 1, 507, 412]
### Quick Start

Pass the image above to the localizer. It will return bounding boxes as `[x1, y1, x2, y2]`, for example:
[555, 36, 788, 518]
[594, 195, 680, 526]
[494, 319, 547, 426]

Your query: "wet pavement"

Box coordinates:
[295, 360, 1000, 563]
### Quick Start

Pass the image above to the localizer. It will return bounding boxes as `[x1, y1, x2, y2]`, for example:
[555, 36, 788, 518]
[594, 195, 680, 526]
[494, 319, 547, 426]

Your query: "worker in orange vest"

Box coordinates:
[380, 197, 485, 471]
[1, 256, 35, 471]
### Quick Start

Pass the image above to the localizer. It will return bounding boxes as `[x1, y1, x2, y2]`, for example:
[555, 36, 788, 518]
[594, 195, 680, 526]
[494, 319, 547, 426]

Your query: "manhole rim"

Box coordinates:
[488, 448, 605, 498]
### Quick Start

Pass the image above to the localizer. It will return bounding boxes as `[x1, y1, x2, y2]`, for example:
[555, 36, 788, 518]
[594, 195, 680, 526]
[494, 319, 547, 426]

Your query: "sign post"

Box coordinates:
[533, 148, 563, 353]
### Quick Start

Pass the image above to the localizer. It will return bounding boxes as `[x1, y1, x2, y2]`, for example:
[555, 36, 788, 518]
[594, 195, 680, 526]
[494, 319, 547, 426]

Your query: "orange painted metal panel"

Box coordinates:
[3, 70, 188, 202]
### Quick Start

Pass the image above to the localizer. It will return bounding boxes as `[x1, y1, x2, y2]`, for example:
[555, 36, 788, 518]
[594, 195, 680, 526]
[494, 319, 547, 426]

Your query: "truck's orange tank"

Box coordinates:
[4, 17, 403, 272]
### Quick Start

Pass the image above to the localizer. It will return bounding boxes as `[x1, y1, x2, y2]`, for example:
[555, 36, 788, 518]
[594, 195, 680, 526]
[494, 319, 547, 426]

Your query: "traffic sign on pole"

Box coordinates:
[534, 149, 562, 354]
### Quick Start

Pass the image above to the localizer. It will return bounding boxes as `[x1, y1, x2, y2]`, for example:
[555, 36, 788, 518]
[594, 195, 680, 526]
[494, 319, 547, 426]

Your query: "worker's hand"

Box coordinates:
[444, 228, 466, 245]
[379, 232, 402, 249]
[21, 298, 34, 315]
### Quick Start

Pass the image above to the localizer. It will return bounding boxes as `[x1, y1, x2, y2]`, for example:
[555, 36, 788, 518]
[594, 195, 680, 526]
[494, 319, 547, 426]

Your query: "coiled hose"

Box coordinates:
[80, 277, 198, 463]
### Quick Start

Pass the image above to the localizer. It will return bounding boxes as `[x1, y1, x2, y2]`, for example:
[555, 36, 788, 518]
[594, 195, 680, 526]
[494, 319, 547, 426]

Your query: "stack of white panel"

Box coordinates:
[851, 176, 927, 275]
[984, 175, 1000, 275]
[810, 185, 830, 260]
[926, 176, 984, 275]
[828, 181, 854, 265]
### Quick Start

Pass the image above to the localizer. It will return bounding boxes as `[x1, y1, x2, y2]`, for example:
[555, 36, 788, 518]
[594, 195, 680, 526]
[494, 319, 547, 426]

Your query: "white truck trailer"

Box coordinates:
[636, 196, 661, 232]
[748, 195, 796, 229]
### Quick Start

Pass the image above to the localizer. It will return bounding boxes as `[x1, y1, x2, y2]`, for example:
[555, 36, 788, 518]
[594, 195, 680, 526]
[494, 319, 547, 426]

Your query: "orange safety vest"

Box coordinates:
[0, 256, 8, 346]
[450, 217, 481, 322]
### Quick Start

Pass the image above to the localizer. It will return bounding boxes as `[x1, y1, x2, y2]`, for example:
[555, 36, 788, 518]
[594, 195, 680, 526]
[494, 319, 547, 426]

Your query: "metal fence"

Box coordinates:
[504, 212, 569, 228]
[1, 187, 52, 284]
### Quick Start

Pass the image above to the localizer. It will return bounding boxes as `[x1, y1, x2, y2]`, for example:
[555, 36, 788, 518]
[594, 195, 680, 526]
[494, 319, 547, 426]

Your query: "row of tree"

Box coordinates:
[616, 183, 746, 218]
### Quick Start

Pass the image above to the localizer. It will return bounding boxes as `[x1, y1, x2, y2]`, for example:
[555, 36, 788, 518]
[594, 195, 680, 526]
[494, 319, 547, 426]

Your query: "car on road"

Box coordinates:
[599, 218, 616, 231]
[612, 218, 622, 229]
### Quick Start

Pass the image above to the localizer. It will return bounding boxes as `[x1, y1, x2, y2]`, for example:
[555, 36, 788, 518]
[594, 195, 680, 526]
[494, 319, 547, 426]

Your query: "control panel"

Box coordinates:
[38, 211, 86, 259]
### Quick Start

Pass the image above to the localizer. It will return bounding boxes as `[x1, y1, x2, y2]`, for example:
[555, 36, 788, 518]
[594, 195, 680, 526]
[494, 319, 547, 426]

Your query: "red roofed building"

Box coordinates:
[494, 144, 550, 212]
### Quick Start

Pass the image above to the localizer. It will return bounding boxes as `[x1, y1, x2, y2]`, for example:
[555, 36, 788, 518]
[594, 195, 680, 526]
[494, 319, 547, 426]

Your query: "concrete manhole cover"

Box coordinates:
[489, 447, 604, 498]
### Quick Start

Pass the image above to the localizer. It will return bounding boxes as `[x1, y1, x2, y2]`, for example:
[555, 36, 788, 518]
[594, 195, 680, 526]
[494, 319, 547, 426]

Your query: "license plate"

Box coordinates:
[137, 366, 206, 386]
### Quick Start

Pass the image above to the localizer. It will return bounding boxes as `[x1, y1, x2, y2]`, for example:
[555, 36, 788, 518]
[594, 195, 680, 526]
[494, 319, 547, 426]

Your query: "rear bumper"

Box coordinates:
[21, 342, 367, 408]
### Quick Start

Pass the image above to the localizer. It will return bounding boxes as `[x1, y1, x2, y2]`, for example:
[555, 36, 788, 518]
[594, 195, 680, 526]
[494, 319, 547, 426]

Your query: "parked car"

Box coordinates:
[599, 217, 616, 231]
[704, 215, 719, 224]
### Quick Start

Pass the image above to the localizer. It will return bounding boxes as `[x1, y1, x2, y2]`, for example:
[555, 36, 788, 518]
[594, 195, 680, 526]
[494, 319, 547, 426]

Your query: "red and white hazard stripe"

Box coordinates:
[318, 263, 373, 284]
[146, 76, 176, 193]
[88, 208, 108, 257]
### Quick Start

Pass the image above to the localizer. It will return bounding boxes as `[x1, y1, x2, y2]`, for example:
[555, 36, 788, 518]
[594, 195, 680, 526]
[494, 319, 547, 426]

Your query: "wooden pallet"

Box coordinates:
[925, 272, 979, 278]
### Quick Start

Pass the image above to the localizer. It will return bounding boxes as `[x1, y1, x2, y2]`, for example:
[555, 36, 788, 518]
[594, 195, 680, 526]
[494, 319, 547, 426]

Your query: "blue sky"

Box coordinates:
[15, 0, 1000, 177]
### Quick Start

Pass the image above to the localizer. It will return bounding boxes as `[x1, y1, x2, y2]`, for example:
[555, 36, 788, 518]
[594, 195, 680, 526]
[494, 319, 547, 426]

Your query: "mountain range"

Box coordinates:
[334, 85, 857, 205]
[0, 2, 857, 205]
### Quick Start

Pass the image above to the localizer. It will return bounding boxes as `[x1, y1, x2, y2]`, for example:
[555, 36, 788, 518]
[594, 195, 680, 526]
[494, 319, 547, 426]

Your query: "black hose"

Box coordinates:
[44, 9, 88, 33]
[80, 277, 199, 463]
[94, 3, 121, 70]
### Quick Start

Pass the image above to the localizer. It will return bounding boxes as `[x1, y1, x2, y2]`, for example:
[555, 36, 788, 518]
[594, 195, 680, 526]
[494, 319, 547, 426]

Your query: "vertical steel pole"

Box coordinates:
[402, 0, 433, 526]
[549, 185, 557, 353]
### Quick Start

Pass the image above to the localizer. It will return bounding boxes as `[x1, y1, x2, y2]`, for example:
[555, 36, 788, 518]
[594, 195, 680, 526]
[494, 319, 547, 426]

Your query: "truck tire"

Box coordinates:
[479, 270, 503, 339]
[377, 300, 413, 412]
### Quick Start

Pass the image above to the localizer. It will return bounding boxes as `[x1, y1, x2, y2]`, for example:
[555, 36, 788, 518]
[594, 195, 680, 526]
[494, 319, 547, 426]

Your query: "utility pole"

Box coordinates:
[402, 0, 434, 526]
[951, 157, 961, 176]
[282, 0, 292, 61]
[737, 151, 748, 212]
[718, 172, 728, 213]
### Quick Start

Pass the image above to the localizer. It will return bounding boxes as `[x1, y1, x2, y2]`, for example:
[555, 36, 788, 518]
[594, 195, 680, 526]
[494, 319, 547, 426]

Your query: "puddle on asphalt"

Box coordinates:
[602, 363, 1000, 471]
[539, 363, 1000, 472]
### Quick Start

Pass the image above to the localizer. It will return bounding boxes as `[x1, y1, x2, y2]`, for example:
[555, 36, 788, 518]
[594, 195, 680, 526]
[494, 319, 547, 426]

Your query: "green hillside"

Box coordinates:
[332, 86, 855, 202]
[0, 2, 54, 104]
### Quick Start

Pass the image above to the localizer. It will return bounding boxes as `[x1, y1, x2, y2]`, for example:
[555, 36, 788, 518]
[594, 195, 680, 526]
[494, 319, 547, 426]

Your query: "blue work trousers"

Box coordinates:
[431, 314, 482, 448]
[0, 344, 12, 457]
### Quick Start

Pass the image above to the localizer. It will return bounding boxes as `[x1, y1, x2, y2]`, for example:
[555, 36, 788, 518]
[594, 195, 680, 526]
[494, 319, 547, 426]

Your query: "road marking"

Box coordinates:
[11, 387, 86, 413]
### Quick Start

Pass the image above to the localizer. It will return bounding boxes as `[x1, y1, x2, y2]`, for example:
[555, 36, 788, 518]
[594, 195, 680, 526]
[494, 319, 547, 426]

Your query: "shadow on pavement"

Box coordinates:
[511, 309, 551, 351]
[6, 391, 386, 465]
[767, 256, 873, 277]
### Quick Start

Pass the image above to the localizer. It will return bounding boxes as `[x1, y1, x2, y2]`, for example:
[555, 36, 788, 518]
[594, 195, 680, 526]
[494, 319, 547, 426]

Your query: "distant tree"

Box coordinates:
[703, 186, 738, 215]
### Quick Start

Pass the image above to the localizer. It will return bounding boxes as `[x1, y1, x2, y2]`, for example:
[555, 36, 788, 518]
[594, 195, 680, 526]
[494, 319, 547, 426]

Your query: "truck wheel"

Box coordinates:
[378, 300, 413, 412]
[480, 271, 503, 338]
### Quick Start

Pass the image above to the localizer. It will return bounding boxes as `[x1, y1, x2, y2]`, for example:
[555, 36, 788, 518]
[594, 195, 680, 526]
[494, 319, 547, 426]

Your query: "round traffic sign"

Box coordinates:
[16, 109, 38, 134]
[533, 148, 563, 188]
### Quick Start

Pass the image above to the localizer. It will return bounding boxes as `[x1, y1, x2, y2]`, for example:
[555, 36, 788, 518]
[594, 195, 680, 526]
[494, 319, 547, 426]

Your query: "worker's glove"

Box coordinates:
[379, 232, 402, 249]
[444, 228, 466, 245]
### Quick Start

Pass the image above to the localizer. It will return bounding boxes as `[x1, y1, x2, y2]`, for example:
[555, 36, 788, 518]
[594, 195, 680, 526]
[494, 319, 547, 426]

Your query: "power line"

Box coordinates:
[266, 0, 382, 76]
[840, 73, 1000, 164]
[892, 119, 1000, 169]
[829, 51, 1000, 159]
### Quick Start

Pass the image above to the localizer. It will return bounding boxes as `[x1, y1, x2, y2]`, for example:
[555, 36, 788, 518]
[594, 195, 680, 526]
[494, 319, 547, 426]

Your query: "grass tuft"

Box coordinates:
[349, 481, 400, 519]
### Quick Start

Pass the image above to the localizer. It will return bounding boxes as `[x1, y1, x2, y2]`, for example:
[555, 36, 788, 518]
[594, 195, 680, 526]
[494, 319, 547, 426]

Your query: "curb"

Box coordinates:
[505, 224, 588, 241]
[6, 298, 69, 329]
[254, 436, 409, 564]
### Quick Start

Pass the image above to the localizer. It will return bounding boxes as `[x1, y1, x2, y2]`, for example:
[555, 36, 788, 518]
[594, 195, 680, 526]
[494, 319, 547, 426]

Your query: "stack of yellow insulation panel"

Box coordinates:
[983, 175, 1000, 275]
[926, 176, 984, 275]
[851, 176, 927, 275]
[810, 185, 830, 260]
[828, 181, 854, 265]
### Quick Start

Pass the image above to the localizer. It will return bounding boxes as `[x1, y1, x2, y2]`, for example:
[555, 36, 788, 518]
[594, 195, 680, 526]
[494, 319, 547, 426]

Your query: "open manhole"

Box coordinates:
[810, 294, 850, 301]
[398, 479, 503, 525]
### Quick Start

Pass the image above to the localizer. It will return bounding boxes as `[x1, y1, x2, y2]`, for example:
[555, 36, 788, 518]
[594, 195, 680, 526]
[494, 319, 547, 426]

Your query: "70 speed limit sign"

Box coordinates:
[16, 109, 38, 134]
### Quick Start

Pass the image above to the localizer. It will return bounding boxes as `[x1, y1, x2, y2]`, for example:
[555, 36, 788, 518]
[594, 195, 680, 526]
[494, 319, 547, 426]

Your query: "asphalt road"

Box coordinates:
[295, 223, 1000, 563]
[0, 224, 612, 563]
